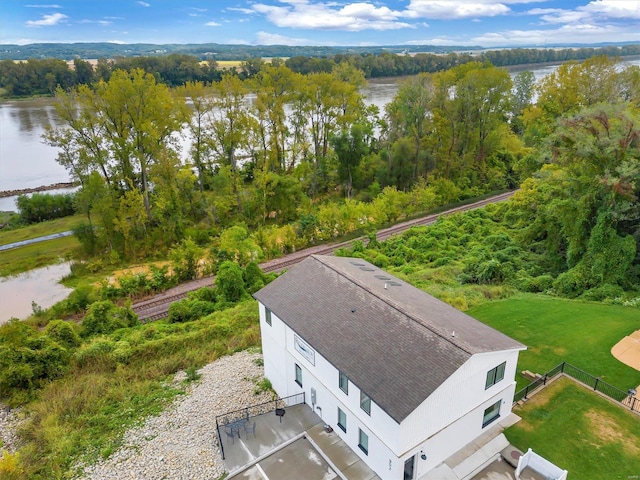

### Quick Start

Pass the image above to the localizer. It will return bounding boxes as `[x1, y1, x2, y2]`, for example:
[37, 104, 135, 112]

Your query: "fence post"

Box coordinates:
[543, 374, 547, 386]
[593, 378, 599, 391]
[561, 361, 565, 373]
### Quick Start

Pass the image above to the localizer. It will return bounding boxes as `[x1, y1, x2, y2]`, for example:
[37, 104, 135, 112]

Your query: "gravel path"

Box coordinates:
[80, 350, 273, 480]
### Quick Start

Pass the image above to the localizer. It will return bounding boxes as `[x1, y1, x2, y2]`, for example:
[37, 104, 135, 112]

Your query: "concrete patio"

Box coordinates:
[221, 404, 380, 480]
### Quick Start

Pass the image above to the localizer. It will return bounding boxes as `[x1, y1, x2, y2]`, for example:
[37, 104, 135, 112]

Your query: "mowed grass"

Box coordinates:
[506, 377, 640, 480]
[0, 214, 84, 245]
[468, 294, 640, 390]
[0, 235, 80, 277]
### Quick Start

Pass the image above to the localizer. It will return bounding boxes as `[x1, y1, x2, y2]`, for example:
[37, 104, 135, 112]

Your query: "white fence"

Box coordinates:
[515, 448, 568, 480]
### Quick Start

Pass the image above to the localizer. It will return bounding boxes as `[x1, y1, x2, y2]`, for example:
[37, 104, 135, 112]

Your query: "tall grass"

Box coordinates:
[11, 301, 260, 479]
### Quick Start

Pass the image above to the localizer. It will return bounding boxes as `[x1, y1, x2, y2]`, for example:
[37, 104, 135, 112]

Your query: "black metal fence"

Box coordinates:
[514, 361, 639, 414]
[215, 392, 305, 460]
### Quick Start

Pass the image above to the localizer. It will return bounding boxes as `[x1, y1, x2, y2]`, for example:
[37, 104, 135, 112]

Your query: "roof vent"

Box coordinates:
[452, 331, 456, 337]
[384, 283, 388, 289]
[350, 261, 366, 266]
[375, 275, 392, 280]
[388, 281, 402, 287]
[359, 266, 375, 271]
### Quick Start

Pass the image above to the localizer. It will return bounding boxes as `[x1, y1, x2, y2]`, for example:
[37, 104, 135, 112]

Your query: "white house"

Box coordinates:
[254, 255, 526, 480]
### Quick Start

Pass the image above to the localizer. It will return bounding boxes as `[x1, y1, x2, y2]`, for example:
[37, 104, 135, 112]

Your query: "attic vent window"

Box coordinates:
[375, 275, 391, 280]
[359, 267, 375, 271]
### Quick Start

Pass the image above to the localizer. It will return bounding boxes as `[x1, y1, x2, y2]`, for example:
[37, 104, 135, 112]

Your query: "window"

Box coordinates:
[358, 429, 369, 455]
[360, 391, 371, 415]
[339, 372, 349, 394]
[295, 364, 302, 387]
[482, 400, 501, 427]
[337, 408, 347, 433]
[485, 362, 506, 389]
[265, 308, 272, 326]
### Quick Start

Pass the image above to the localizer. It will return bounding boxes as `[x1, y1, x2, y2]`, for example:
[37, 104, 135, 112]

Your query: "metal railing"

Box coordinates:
[215, 392, 305, 460]
[514, 361, 639, 414]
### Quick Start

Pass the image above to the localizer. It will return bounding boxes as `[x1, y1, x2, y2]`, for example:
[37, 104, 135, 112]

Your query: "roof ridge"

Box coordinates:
[310, 255, 474, 355]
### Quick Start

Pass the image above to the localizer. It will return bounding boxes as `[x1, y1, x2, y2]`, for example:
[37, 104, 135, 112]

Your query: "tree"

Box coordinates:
[332, 124, 369, 199]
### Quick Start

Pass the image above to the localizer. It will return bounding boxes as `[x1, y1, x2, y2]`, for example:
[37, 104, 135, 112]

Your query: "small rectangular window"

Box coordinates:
[265, 308, 272, 326]
[358, 429, 369, 455]
[360, 391, 371, 415]
[339, 372, 349, 394]
[485, 362, 506, 389]
[337, 408, 347, 433]
[295, 363, 302, 387]
[482, 400, 501, 427]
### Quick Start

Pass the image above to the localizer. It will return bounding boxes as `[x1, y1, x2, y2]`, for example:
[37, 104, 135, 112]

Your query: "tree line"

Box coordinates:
[2, 44, 640, 97]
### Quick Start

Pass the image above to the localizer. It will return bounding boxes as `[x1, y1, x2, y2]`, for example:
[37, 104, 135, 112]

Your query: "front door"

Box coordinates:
[404, 455, 415, 480]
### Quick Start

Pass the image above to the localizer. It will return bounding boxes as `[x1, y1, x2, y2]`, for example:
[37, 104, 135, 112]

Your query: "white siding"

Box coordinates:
[259, 301, 523, 480]
[398, 350, 521, 476]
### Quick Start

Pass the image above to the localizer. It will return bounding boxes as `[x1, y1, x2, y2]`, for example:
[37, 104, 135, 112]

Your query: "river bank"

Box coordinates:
[0, 181, 77, 198]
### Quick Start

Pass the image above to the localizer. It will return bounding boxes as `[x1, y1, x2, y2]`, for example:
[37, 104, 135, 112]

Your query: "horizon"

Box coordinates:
[1, 1, 639, 48]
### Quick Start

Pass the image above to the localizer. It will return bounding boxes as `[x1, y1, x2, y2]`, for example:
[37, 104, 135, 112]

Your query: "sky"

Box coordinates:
[1, 0, 639, 48]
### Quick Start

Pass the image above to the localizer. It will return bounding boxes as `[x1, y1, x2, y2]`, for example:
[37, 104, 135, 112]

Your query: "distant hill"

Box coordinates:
[0, 42, 484, 61]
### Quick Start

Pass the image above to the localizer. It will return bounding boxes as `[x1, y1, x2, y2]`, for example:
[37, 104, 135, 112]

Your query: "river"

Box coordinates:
[1, 60, 611, 212]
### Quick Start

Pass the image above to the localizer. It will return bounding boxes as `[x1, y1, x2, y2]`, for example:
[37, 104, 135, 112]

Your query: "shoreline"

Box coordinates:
[0, 182, 77, 198]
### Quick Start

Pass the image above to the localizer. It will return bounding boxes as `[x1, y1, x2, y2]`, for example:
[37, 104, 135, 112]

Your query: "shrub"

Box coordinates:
[243, 262, 269, 294]
[216, 261, 248, 303]
[44, 320, 81, 349]
[168, 300, 192, 323]
[63, 285, 95, 314]
[82, 301, 139, 337]
[16, 192, 76, 223]
[581, 284, 625, 301]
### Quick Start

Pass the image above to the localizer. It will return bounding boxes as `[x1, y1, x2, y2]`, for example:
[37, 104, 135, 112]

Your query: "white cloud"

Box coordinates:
[79, 19, 113, 25]
[255, 31, 311, 45]
[108, 40, 127, 44]
[205, 21, 221, 26]
[472, 23, 640, 47]
[137, 1, 150, 7]
[25, 4, 62, 8]
[26, 12, 68, 27]
[404, 1, 511, 20]
[250, 1, 413, 31]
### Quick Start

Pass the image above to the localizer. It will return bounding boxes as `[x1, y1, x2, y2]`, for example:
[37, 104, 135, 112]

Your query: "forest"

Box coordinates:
[0, 54, 639, 478]
[2, 43, 640, 97]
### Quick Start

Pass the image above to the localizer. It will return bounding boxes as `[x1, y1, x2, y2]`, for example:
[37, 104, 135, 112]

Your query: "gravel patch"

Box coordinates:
[0, 406, 24, 454]
[80, 350, 273, 480]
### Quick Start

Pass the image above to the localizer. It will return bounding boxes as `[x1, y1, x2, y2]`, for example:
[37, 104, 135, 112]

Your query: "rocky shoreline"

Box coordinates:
[0, 182, 77, 198]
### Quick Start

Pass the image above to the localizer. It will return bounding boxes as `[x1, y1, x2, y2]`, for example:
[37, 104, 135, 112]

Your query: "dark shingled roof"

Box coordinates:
[253, 255, 525, 423]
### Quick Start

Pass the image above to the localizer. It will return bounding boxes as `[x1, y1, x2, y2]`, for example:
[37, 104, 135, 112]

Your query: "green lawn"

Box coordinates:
[468, 294, 640, 390]
[0, 236, 80, 277]
[506, 377, 640, 480]
[0, 214, 84, 245]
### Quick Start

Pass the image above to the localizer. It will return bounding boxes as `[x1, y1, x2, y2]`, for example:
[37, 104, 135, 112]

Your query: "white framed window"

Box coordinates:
[265, 308, 272, 326]
[485, 362, 506, 389]
[482, 400, 501, 427]
[360, 391, 371, 415]
[358, 429, 369, 455]
[295, 363, 302, 387]
[339, 371, 349, 394]
[337, 407, 347, 433]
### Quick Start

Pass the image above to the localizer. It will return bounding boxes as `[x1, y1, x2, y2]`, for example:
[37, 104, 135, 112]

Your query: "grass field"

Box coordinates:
[506, 377, 640, 480]
[468, 294, 640, 390]
[0, 236, 80, 277]
[0, 214, 84, 245]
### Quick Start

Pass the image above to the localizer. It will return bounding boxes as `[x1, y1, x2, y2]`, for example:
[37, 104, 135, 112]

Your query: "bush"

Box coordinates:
[82, 301, 138, 337]
[16, 192, 76, 223]
[581, 284, 625, 301]
[168, 299, 215, 323]
[44, 320, 81, 349]
[216, 261, 248, 303]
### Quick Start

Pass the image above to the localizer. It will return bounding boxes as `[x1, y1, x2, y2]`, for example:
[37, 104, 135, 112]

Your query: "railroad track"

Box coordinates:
[133, 190, 516, 322]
